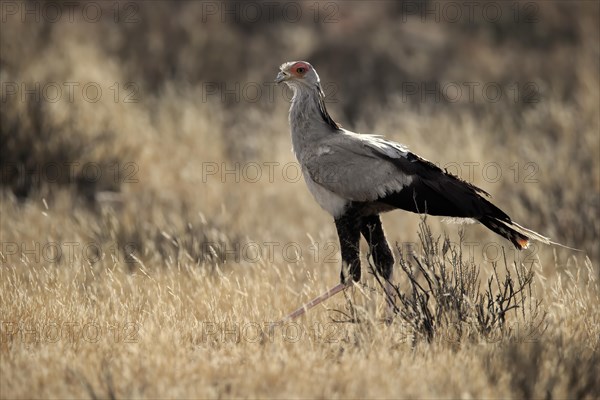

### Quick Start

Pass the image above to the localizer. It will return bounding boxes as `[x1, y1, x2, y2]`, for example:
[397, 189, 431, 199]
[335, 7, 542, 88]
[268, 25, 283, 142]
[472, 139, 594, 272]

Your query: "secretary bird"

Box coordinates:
[275, 61, 552, 320]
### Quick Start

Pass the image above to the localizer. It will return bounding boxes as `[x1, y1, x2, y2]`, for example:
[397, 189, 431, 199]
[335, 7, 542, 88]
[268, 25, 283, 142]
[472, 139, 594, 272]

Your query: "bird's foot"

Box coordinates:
[383, 280, 397, 321]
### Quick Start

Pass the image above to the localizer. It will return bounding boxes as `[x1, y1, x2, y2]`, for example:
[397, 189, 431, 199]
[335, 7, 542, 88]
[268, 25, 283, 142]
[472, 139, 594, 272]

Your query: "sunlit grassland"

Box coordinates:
[1, 1, 599, 398]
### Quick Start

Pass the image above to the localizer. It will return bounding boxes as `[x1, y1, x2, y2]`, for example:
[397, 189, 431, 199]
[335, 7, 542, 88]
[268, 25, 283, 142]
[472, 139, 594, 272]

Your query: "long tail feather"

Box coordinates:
[479, 216, 532, 249]
[480, 216, 580, 251]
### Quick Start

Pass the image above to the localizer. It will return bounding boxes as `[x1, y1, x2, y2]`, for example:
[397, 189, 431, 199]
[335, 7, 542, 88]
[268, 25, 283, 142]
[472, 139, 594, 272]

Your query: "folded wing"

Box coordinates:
[303, 131, 415, 203]
[305, 130, 507, 220]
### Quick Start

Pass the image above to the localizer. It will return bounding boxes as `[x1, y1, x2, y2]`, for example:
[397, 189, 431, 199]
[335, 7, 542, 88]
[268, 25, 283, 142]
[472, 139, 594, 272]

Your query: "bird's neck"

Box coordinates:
[288, 85, 340, 159]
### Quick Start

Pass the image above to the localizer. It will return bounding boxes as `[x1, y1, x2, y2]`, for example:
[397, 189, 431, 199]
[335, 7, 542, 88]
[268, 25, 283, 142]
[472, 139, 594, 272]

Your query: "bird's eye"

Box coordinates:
[296, 67, 305, 74]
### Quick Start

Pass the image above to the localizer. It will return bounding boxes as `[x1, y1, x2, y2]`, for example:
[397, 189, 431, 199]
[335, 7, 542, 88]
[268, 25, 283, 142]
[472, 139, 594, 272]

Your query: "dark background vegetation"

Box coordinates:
[2, 0, 598, 263]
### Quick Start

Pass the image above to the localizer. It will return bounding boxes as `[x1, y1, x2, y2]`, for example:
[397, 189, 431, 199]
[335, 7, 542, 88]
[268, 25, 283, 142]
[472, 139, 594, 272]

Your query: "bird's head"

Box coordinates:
[275, 61, 321, 90]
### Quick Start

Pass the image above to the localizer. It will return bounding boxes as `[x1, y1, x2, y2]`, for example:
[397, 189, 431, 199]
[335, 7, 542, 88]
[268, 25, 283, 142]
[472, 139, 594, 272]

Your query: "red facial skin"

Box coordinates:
[289, 61, 311, 78]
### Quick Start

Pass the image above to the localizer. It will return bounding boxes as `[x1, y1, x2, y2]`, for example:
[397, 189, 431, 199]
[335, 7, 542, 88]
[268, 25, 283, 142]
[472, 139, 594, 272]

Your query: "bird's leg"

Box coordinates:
[334, 210, 362, 284]
[275, 209, 361, 323]
[360, 215, 396, 316]
[276, 281, 348, 323]
[360, 215, 394, 279]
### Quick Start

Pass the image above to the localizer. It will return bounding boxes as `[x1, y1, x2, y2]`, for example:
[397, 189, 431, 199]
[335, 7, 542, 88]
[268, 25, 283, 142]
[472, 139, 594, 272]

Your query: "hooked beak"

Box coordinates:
[275, 70, 289, 84]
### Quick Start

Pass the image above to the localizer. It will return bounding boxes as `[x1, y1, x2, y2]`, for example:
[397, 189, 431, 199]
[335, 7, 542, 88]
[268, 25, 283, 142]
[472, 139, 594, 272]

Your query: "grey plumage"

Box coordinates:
[276, 61, 549, 284]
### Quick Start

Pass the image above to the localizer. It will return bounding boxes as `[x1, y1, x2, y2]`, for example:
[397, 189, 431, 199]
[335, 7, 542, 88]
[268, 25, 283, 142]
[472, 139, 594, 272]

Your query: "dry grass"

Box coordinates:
[1, 1, 599, 398]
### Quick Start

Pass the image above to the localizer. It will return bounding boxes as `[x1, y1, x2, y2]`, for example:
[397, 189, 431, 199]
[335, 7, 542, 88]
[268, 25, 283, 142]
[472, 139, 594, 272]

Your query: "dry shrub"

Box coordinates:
[369, 218, 546, 344]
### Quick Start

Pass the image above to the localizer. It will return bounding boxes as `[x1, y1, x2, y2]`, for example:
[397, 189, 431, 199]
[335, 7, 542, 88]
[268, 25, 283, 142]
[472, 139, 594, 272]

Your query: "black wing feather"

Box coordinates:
[373, 151, 499, 217]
